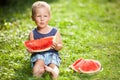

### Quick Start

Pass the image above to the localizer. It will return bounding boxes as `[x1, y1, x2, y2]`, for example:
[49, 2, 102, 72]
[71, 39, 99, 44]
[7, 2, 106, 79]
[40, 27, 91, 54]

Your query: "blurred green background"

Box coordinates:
[0, 0, 120, 80]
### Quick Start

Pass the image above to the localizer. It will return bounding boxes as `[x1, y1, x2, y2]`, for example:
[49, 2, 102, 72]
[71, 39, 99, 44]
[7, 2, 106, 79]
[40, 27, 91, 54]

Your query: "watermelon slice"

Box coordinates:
[70, 58, 84, 72]
[70, 58, 102, 74]
[24, 36, 55, 52]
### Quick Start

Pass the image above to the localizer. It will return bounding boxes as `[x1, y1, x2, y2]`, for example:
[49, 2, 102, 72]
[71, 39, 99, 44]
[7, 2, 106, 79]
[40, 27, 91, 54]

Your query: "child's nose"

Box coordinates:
[40, 17, 44, 21]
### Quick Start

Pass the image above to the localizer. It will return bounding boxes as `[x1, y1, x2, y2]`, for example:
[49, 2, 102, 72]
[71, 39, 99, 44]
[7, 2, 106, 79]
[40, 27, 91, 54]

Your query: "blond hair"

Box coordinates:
[32, 1, 51, 16]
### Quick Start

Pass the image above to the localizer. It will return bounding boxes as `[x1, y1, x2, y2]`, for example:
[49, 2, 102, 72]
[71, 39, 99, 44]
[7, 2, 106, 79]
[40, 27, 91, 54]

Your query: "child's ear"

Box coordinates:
[31, 16, 34, 21]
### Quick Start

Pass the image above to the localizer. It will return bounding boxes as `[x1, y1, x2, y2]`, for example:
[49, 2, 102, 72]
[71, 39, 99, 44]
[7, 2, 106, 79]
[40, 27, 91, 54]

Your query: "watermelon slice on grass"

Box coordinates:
[24, 36, 56, 52]
[70, 58, 102, 74]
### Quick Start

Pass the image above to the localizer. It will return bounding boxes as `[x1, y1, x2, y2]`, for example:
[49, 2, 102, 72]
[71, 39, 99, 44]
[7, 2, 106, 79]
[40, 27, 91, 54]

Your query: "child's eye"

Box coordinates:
[44, 15, 47, 17]
[37, 16, 41, 17]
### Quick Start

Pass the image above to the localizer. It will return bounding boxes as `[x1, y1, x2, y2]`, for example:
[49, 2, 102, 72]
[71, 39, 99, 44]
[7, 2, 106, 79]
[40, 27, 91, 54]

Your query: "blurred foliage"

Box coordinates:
[0, 0, 120, 80]
[0, 0, 59, 30]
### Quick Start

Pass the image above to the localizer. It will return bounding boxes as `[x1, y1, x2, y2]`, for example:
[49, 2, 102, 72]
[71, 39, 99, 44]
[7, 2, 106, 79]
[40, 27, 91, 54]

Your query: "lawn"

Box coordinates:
[0, 0, 120, 80]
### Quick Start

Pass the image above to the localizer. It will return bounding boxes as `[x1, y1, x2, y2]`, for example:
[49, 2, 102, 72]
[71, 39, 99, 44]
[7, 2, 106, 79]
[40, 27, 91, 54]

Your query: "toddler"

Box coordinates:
[28, 1, 63, 80]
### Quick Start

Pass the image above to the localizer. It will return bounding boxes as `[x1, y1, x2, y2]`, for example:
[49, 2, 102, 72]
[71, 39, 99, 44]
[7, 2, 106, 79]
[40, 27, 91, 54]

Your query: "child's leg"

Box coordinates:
[33, 59, 45, 77]
[45, 64, 59, 79]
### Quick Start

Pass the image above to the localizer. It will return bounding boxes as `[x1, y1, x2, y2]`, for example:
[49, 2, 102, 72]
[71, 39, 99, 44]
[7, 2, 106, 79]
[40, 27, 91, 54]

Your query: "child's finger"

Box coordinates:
[53, 42, 57, 47]
[51, 45, 55, 49]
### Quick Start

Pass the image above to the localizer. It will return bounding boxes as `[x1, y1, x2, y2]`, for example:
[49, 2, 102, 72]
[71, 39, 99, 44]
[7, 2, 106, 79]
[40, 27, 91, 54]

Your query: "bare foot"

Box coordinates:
[45, 66, 58, 79]
[45, 65, 52, 72]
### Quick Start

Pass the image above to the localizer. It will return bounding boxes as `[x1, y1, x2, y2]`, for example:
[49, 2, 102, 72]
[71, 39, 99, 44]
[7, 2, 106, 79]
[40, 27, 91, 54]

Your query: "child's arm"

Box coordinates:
[29, 31, 34, 40]
[51, 30, 63, 51]
[27, 31, 34, 53]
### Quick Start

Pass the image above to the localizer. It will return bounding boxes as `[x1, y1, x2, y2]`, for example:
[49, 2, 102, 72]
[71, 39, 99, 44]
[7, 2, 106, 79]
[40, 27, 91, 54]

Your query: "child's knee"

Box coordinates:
[33, 67, 45, 77]
[33, 59, 45, 76]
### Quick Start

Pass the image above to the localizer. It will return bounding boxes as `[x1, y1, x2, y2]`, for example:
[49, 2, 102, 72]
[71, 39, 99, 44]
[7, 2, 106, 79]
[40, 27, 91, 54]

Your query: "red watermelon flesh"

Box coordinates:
[70, 58, 101, 73]
[24, 36, 54, 52]
[79, 60, 101, 73]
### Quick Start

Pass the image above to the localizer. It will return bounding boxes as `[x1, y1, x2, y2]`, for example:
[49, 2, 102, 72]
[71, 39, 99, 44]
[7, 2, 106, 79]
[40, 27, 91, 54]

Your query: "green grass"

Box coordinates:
[0, 0, 120, 80]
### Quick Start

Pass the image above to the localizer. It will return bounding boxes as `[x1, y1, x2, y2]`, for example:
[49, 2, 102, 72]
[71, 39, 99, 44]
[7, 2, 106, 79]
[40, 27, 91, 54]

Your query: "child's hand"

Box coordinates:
[27, 49, 33, 53]
[51, 41, 58, 51]
[51, 41, 62, 51]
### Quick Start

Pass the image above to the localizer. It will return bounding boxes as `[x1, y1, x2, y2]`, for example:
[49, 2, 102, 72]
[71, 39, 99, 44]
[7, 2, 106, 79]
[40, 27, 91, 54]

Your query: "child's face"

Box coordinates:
[32, 7, 50, 28]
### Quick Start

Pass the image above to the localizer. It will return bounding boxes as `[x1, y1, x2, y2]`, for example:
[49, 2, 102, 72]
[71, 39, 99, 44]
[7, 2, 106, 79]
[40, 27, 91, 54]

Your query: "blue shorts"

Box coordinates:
[30, 52, 61, 68]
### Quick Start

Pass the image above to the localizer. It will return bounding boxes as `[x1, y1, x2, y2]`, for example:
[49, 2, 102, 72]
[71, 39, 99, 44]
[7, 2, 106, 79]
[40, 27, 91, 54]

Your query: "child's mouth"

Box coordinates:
[40, 22, 44, 25]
